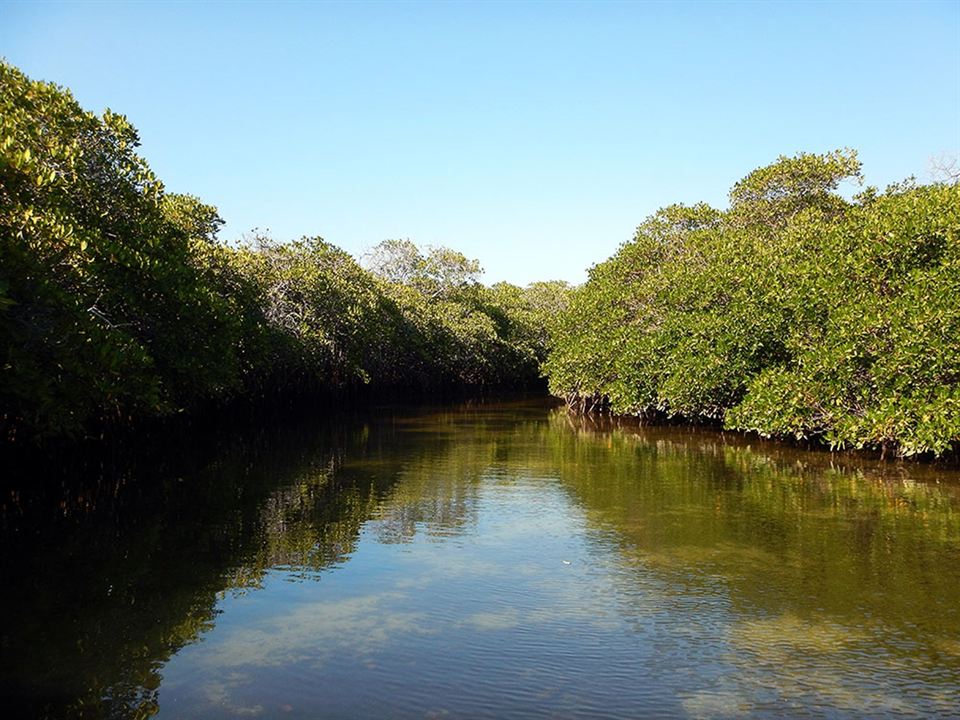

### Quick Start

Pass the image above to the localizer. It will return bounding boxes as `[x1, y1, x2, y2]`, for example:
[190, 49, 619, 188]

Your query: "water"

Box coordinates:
[2, 399, 959, 719]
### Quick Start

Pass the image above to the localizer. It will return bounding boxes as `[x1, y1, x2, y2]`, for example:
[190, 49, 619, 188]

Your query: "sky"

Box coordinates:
[1, 1, 958, 286]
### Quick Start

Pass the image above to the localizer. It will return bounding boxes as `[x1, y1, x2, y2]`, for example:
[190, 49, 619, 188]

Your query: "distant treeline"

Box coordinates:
[544, 150, 959, 458]
[2, 61, 958, 458]
[0, 62, 571, 441]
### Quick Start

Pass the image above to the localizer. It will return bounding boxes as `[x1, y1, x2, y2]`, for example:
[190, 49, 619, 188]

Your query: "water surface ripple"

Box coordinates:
[2, 400, 959, 718]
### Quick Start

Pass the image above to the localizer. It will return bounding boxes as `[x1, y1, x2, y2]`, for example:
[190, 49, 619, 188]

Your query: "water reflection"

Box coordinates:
[552, 414, 960, 717]
[2, 401, 959, 719]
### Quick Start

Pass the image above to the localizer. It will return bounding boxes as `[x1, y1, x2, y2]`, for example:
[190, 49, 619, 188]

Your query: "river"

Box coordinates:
[2, 399, 959, 718]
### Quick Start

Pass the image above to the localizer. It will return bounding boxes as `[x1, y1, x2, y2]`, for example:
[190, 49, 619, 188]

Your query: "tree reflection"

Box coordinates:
[1, 418, 386, 719]
[546, 410, 960, 699]
[2, 401, 958, 718]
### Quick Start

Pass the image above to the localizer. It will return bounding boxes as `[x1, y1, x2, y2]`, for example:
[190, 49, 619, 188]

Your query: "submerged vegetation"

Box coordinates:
[1, 61, 958, 458]
[545, 150, 960, 458]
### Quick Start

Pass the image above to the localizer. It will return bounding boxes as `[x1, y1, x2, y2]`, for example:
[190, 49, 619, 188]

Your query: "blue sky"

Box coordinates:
[2, 1, 958, 285]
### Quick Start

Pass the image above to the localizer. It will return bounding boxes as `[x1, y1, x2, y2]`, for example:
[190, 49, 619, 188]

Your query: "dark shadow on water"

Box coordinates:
[0, 396, 557, 719]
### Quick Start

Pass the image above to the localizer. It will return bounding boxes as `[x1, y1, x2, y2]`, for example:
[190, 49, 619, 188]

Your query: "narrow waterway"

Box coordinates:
[2, 399, 959, 719]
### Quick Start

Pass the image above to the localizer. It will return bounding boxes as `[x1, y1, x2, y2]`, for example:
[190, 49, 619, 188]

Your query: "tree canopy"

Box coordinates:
[2, 60, 956, 459]
[544, 149, 960, 458]
[0, 61, 569, 442]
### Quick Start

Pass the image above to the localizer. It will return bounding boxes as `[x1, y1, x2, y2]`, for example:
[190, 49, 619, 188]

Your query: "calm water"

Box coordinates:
[2, 399, 960, 719]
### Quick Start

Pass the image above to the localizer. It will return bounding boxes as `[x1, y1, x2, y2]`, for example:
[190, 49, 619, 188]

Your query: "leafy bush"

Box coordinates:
[1, 63, 244, 437]
[545, 151, 960, 458]
[0, 62, 555, 441]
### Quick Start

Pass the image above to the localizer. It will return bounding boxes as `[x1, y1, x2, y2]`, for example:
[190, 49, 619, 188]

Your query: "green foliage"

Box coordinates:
[728, 148, 862, 228]
[8, 59, 951, 459]
[367, 242, 564, 389]
[0, 62, 555, 441]
[1, 62, 244, 438]
[233, 234, 388, 386]
[545, 150, 960, 458]
[364, 238, 483, 300]
[483, 280, 573, 363]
